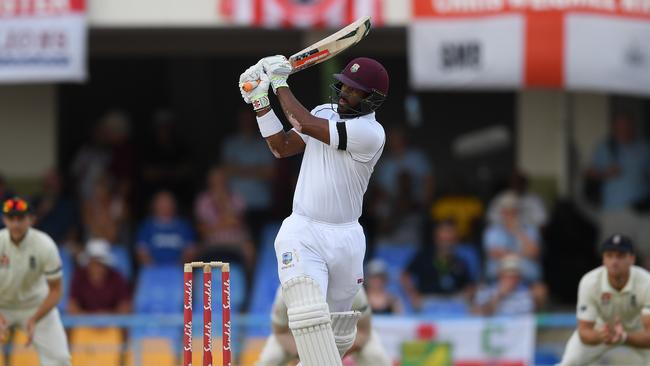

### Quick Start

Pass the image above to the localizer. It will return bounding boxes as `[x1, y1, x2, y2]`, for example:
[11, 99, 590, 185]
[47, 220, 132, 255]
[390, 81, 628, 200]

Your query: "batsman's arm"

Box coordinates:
[256, 108, 306, 158]
[275, 87, 331, 145]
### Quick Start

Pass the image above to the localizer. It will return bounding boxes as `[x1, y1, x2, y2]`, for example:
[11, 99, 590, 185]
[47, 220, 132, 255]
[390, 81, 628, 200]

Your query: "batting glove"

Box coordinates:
[239, 63, 271, 112]
[261, 55, 291, 94]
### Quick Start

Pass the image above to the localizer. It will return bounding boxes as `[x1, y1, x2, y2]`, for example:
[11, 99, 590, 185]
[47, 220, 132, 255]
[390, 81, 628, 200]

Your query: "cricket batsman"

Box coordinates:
[238, 55, 388, 365]
[557, 234, 650, 365]
[0, 196, 71, 365]
[256, 287, 392, 366]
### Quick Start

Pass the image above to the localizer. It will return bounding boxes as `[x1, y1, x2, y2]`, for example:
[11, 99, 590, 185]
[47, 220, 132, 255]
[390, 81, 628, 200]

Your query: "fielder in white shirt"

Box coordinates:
[256, 287, 392, 366]
[558, 234, 650, 366]
[238, 55, 389, 365]
[0, 197, 71, 366]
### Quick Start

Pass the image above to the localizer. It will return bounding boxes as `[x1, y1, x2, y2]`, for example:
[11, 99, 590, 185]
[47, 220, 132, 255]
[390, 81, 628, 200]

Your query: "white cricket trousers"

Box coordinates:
[558, 330, 650, 366]
[274, 213, 366, 312]
[1, 306, 71, 366]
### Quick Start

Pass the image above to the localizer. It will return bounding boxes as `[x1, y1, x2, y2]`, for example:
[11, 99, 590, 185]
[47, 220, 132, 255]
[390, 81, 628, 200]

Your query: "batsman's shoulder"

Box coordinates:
[310, 104, 335, 118]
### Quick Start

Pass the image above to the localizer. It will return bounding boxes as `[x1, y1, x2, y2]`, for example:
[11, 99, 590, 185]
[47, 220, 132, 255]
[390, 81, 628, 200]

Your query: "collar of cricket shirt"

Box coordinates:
[601, 266, 635, 294]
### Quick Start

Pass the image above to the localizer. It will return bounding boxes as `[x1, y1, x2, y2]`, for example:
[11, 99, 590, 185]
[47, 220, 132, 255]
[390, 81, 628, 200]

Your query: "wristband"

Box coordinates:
[256, 109, 284, 137]
[619, 331, 628, 345]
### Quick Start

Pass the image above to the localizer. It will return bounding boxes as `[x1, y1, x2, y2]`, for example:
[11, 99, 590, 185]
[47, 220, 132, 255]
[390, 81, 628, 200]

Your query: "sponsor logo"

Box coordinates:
[350, 63, 360, 73]
[223, 319, 232, 351]
[601, 292, 611, 306]
[282, 252, 292, 265]
[223, 278, 231, 310]
[184, 280, 193, 309]
[631, 294, 637, 307]
[357, 278, 364, 284]
[183, 321, 192, 351]
[204, 279, 212, 310]
[204, 321, 212, 352]
[441, 41, 481, 70]
[579, 305, 588, 312]
[0, 253, 9, 267]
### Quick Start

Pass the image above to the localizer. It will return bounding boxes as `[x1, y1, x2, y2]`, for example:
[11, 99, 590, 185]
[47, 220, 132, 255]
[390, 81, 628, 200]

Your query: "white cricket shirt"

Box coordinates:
[0, 228, 63, 309]
[271, 286, 371, 327]
[576, 265, 650, 331]
[292, 104, 385, 224]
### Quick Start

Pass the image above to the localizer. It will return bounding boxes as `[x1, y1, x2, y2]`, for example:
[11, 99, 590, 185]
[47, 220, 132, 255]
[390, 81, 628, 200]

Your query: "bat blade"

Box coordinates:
[288, 16, 371, 73]
[241, 16, 371, 92]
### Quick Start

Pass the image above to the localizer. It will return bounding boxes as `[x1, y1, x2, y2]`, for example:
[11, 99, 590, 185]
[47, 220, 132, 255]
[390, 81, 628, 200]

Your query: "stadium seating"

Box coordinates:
[247, 223, 281, 337]
[8, 330, 39, 366]
[70, 327, 123, 366]
[134, 265, 184, 314]
[58, 246, 75, 313]
[110, 245, 132, 281]
[125, 337, 175, 366]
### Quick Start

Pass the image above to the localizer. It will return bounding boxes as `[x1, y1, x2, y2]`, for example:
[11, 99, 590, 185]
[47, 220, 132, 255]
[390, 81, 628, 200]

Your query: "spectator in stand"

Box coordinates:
[81, 174, 128, 245]
[376, 171, 424, 245]
[140, 109, 192, 206]
[376, 127, 434, 204]
[486, 171, 547, 228]
[70, 118, 111, 201]
[401, 220, 475, 312]
[68, 239, 131, 314]
[221, 108, 275, 247]
[136, 190, 196, 266]
[364, 259, 402, 315]
[472, 255, 534, 316]
[586, 113, 650, 267]
[194, 165, 255, 271]
[32, 169, 79, 247]
[483, 192, 547, 308]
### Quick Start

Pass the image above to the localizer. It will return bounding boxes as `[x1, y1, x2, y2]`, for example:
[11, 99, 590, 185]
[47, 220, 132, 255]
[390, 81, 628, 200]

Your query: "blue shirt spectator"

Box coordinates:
[137, 190, 195, 265]
[483, 192, 542, 283]
[591, 138, 650, 211]
[473, 255, 534, 316]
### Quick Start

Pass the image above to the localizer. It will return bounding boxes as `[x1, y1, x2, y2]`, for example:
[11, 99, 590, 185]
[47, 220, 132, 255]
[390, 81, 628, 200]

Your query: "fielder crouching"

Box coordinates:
[256, 287, 392, 366]
[558, 234, 650, 366]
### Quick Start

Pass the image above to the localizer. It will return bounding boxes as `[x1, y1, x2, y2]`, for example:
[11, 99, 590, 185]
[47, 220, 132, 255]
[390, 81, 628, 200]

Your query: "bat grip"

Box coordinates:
[242, 79, 260, 92]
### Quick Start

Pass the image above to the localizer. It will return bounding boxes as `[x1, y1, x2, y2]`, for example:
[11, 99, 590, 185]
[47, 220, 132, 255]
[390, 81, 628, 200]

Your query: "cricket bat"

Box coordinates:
[242, 16, 372, 92]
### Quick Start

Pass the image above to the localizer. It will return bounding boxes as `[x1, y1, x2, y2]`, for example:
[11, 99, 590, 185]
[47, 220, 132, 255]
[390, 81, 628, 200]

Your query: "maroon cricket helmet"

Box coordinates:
[334, 57, 389, 96]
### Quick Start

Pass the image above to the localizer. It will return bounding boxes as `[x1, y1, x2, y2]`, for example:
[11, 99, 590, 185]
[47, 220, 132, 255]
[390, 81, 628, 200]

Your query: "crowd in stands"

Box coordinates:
[1, 108, 649, 323]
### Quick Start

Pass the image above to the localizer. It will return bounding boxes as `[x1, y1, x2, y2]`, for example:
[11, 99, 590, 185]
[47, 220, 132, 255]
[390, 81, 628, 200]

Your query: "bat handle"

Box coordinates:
[242, 79, 260, 92]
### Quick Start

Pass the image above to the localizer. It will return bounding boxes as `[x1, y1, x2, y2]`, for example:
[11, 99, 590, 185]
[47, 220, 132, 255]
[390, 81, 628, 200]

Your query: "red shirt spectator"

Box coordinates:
[68, 239, 131, 314]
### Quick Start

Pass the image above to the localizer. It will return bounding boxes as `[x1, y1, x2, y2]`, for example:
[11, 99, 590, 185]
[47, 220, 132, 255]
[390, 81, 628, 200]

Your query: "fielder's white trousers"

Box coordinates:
[274, 213, 365, 312]
[557, 330, 650, 366]
[1, 306, 71, 366]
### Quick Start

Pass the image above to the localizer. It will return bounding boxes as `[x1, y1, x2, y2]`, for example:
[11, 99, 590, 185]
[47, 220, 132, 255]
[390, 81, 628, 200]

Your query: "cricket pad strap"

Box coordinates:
[282, 276, 343, 366]
[331, 311, 362, 357]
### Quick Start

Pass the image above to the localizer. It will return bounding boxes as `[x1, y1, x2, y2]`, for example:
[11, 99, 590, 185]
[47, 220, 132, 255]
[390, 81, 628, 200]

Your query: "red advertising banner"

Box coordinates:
[221, 0, 383, 28]
[0, 0, 87, 83]
[410, 0, 650, 94]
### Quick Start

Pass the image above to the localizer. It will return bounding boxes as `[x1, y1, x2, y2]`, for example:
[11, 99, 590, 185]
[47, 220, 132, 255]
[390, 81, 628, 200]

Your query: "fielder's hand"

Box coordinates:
[261, 55, 291, 94]
[239, 63, 271, 112]
[0, 313, 8, 343]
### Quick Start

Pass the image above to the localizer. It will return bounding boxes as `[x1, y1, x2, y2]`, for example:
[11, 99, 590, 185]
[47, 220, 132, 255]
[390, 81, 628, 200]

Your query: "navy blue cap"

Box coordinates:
[601, 234, 635, 254]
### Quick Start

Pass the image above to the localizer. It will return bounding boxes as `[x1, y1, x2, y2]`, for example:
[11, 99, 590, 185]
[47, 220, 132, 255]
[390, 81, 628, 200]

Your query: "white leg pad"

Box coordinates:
[282, 276, 342, 366]
[331, 311, 363, 357]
